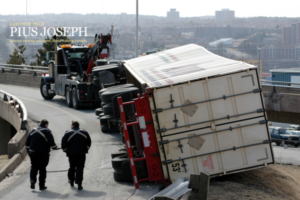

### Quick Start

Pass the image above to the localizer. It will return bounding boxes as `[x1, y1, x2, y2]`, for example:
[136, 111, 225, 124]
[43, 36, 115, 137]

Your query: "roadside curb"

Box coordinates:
[0, 120, 34, 182]
[0, 148, 25, 182]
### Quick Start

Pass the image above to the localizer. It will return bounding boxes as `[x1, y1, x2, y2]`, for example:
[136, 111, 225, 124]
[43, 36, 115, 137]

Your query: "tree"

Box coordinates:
[31, 28, 71, 66]
[7, 45, 28, 65]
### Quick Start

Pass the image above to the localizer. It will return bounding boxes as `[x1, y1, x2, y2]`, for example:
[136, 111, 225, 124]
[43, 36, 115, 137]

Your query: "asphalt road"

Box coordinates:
[272, 143, 300, 165]
[0, 84, 159, 200]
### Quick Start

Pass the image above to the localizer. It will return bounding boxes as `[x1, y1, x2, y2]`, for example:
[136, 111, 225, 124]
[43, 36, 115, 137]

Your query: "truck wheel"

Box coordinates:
[103, 104, 114, 115]
[95, 108, 103, 116]
[276, 142, 281, 146]
[72, 87, 80, 109]
[113, 170, 126, 182]
[122, 161, 133, 182]
[100, 115, 114, 125]
[101, 102, 108, 107]
[92, 64, 120, 76]
[98, 84, 135, 98]
[294, 144, 299, 147]
[111, 149, 127, 159]
[101, 124, 119, 133]
[66, 86, 72, 107]
[93, 77, 99, 86]
[40, 81, 55, 100]
[101, 125, 109, 132]
[112, 155, 128, 170]
[101, 87, 139, 103]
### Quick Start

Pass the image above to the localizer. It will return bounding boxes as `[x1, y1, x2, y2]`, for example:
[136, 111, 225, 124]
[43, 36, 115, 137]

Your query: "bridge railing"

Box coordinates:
[0, 90, 27, 130]
[260, 80, 300, 87]
[0, 63, 48, 75]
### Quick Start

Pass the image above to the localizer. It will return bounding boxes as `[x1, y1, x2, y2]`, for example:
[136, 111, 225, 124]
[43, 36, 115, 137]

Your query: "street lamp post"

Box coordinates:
[135, 0, 139, 57]
[258, 48, 262, 79]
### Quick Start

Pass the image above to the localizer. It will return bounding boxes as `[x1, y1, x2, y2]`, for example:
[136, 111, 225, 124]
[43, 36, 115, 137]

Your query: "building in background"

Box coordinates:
[215, 9, 235, 21]
[167, 9, 180, 22]
[261, 44, 300, 60]
[292, 23, 300, 44]
[281, 23, 300, 44]
[282, 27, 292, 44]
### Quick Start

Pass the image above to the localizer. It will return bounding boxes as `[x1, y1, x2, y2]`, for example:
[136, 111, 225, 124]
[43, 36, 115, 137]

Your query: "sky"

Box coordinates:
[0, 0, 299, 18]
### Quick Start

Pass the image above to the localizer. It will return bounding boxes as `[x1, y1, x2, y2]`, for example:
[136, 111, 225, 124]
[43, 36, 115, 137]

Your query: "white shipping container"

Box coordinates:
[124, 44, 274, 182]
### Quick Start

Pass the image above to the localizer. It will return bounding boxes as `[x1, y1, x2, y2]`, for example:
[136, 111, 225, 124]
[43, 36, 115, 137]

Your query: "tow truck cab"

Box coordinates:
[40, 44, 104, 108]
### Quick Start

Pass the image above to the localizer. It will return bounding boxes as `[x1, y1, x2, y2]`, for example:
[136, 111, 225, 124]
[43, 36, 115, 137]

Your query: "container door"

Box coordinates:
[149, 69, 274, 181]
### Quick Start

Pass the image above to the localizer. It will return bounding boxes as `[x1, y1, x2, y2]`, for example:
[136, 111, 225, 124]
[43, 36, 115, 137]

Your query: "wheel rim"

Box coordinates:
[72, 89, 77, 107]
[42, 85, 48, 97]
[66, 89, 70, 104]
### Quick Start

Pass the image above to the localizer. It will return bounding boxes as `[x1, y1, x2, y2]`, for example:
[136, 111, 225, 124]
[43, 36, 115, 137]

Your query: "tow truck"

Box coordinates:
[40, 34, 115, 109]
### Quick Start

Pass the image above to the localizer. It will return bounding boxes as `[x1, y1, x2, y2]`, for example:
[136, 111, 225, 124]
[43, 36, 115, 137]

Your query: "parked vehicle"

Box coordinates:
[291, 130, 300, 137]
[270, 127, 300, 147]
[94, 44, 274, 188]
[289, 125, 300, 130]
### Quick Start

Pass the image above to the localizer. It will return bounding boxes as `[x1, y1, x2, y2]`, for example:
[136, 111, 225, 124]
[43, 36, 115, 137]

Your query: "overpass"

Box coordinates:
[262, 81, 300, 125]
[0, 90, 29, 182]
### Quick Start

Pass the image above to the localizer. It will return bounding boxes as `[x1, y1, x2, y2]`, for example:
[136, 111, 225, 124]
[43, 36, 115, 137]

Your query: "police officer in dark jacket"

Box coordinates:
[25, 119, 58, 190]
[61, 121, 91, 190]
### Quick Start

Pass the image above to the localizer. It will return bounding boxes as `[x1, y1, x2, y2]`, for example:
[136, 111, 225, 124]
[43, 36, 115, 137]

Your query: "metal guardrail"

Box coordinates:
[260, 80, 300, 86]
[0, 63, 48, 70]
[0, 90, 27, 130]
[0, 63, 48, 75]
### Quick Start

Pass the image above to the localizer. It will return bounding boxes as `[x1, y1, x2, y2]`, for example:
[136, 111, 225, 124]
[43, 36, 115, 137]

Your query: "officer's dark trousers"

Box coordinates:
[68, 155, 86, 185]
[29, 152, 49, 185]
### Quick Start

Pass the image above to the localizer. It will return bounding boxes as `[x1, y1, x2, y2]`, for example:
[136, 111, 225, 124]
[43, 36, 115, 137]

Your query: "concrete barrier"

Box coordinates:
[0, 147, 27, 182]
[0, 72, 41, 88]
[0, 90, 30, 182]
[264, 92, 300, 124]
[0, 90, 28, 159]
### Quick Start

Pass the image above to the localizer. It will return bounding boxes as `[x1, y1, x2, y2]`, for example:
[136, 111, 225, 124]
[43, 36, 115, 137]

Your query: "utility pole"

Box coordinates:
[26, 0, 27, 15]
[135, 0, 139, 57]
[258, 48, 262, 79]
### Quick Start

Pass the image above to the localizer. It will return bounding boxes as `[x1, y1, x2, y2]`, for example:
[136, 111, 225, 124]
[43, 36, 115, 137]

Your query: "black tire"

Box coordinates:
[101, 125, 109, 132]
[93, 77, 99, 86]
[92, 64, 120, 76]
[98, 84, 134, 99]
[122, 161, 133, 182]
[101, 87, 139, 103]
[101, 102, 108, 107]
[294, 144, 299, 147]
[101, 125, 119, 133]
[96, 60, 108, 66]
[72, 87, 80, 109]
[113, 170, 126, 182]
[95, 108, 103, 116]
[40, 81, 55, 100]
[66, 86, 72, 107]
[103, 104, 114, 115]
[111, 149, 127, 159]
[100, 115, 114, 124]
[112, 155, 129, 170]
[276, 142, 281, 146]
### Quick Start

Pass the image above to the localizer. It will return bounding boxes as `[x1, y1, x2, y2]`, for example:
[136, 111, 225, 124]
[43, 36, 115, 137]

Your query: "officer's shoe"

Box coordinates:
[69, 180, 74, 187]
[78, 184, 83, 190]
[30, 181, 35, 189]
[39, 186, 47, 191]
[39, 183, 47, 191]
